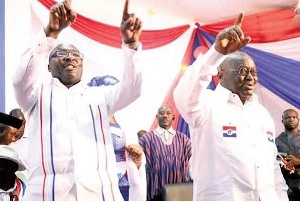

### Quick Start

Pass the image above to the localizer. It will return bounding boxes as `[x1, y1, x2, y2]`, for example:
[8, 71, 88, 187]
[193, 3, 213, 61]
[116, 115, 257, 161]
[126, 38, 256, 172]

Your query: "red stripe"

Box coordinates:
[37, 0, 189, 49]
[39, 85, 47, 200]
[97, 106, 115, 200]
[15, 178, 22, 197]
[223, 126, 236, 130]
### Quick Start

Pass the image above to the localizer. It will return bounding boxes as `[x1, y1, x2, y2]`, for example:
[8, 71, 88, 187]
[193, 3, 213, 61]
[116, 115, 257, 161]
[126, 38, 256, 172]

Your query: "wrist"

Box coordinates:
[134, 159, 141, 169]
[123, 40, 139, 50]
[44, 26, 60, 39]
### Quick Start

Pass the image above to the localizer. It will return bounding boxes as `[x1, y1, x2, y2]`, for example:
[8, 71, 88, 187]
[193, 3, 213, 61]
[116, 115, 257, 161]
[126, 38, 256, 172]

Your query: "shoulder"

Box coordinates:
[139, 130, 155, 141]
[176, 131, 190, 138]
[277, 132, 286, 138]
[275, 132, 286, 144]
[175, 131, 191, 146]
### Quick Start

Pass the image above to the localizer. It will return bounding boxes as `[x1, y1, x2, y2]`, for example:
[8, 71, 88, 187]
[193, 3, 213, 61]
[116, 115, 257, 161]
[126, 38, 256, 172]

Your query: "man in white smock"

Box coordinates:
[173, 13, 288, 201]
[12, 0, 143, 201]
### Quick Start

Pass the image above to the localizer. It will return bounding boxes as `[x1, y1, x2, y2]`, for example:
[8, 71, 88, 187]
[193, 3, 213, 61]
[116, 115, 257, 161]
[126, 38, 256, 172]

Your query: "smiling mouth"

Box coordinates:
[64, 63, 77, 69]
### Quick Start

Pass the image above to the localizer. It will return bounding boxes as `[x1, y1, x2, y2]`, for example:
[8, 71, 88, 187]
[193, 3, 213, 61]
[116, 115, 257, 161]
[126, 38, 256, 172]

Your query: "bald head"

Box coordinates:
[217, 51, 257, 104]
[219, 51, 253, 71]
[282, 109, 298, 119]
[48, 43, 83, 88]
[156, 105, 175, 130]
[49, 43, 80, 60]
[282, 109, 299, 132]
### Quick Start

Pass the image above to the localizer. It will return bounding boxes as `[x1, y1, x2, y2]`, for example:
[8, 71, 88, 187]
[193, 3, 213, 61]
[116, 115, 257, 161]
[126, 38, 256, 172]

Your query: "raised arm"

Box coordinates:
[173, 13, 251, 127]
[45, 0, 77, 39]
[120, 0, 142, 50]
[12, 0, 77, 112]
[105, 0, 143, 115]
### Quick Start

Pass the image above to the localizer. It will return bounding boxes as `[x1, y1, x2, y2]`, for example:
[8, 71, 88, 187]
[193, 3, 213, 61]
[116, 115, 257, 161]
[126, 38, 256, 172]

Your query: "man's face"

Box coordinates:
[0, 125, 17, 145]
[48, 44, 83, 88]
[14, 115, 26, 141]
[282, 110, 299, 131]
[156, 106, 174, 130]
[220, 55, 258, 103]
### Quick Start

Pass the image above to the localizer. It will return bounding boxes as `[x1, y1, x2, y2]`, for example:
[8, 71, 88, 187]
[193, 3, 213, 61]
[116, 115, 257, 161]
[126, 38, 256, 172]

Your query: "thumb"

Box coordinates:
[239, 37, 251, 49]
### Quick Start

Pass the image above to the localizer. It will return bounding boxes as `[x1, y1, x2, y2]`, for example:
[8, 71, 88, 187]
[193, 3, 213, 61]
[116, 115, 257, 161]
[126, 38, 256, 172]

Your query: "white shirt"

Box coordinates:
[12, 30, 142, 201]
[155, 126, 176, 145]
[173, 46, 289, 201]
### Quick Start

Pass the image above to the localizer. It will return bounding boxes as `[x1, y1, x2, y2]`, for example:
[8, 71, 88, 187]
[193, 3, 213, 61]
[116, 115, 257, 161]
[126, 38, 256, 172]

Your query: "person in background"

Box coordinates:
[139, 104, 192, 201]
[88, 75, 146, 201]
[8, 109, 26, 142]
[9, 108, 29, 184]
[173, 13, 288, 201]
[137, 130, 147, 139]
[109, 115, 146, 201]
[275, 109, 300, 201]
[0, 113, 26, 201]
[0, 112, 22, 145]
[12, 0, 143, 200]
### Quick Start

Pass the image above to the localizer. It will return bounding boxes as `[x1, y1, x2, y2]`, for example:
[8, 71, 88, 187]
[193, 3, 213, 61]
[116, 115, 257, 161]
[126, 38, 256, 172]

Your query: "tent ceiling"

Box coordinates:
[136, 0, 298, 23]
[71, 0, 298, 28]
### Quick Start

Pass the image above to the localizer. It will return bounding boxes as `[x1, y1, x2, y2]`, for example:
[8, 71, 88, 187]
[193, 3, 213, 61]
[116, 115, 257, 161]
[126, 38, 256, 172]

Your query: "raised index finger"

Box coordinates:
[234, 12, 244, 27]
[63, 0, 72, 12]
[122, 0, 129, 20]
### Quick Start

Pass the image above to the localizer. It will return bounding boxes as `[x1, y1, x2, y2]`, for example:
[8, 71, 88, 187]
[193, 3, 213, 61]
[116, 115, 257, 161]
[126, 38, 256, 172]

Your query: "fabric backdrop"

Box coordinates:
[4, 0, 300, 139]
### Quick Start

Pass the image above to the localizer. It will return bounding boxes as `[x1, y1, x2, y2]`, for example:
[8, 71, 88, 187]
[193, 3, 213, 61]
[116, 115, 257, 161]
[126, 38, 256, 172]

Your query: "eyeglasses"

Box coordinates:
[231, 66, 258, 77]
[50, 51, 84, 60]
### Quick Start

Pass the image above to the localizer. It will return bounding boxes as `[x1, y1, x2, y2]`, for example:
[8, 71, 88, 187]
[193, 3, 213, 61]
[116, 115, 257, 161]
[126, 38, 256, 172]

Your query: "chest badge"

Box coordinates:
[223, 126, 237, 137]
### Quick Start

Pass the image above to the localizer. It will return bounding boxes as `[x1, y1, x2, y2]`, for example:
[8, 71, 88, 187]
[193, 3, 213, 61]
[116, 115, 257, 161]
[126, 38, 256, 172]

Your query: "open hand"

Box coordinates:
[286, 154, 300, 167]
[125, 144, 143, 168]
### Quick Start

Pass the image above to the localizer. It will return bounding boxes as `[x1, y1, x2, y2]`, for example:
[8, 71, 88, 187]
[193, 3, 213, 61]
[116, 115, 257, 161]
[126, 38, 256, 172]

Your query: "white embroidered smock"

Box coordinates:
[173, 46, 289, 201]
[12, 29, 143, 201]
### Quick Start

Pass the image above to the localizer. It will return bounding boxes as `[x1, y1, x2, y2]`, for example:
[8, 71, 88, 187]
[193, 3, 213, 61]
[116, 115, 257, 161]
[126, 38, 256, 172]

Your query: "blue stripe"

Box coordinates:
[49, 89, 55, 200]
[200, 31, 300, 109]
[177, 116, 190, 137]
[89, 105, 105, 200]
[223, 133, 237, 137]
[243, 46, 300, 109]
[199, 30, 215, 45]
[20, 179, 26, 196]
[0, 0, 5, 112]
